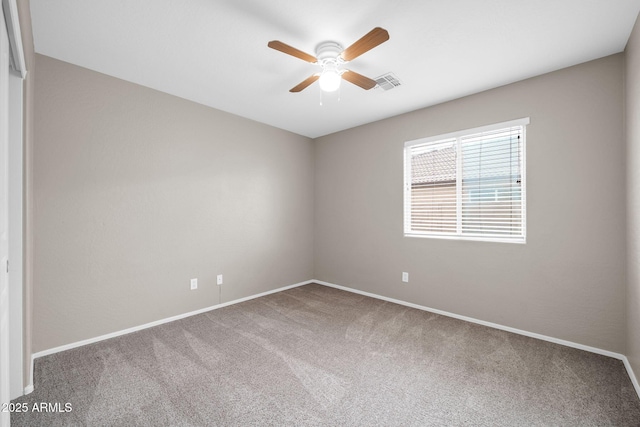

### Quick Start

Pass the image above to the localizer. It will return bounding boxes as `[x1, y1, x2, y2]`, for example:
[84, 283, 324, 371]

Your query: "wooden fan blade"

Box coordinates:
[268, 40, 317, 63]
[341, 70, 377, 90]
[290, 74, 320, 92]
[340, 27, 389, 62]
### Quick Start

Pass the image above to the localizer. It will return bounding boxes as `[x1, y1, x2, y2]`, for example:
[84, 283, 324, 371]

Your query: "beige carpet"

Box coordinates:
[11, 283, 640, 426]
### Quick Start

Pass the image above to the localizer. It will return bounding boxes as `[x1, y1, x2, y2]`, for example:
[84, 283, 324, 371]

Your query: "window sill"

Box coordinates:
[404, 232, 526, 244]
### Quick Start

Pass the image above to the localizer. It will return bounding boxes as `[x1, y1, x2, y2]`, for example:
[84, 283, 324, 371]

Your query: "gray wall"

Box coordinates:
[33, 54, 314, 353]
[315, 54, 626, 353]
[34, 50, 629, 357]
[627, 15, 640, 379]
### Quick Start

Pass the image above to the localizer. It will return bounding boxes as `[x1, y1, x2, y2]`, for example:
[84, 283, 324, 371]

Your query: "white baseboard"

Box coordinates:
[27, 278, 640, 401]
[32, 280, 313, 360]
[622, 356, 640, 400]
[313, 280, 640, 399]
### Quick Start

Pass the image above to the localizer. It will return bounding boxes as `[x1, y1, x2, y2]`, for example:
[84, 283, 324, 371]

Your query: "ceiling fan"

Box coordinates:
[268, 27, 390, 93]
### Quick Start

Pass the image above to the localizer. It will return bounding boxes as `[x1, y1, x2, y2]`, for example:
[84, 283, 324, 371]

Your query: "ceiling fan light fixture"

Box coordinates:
[319, 68, 341, 92]
[268, 28, 389, 94]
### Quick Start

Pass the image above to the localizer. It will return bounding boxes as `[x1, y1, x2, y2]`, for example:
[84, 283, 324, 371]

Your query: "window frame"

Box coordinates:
[404, 118, 529, 244]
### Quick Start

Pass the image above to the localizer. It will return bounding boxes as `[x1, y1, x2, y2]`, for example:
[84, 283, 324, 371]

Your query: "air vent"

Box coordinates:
[375, 72, 402, 91]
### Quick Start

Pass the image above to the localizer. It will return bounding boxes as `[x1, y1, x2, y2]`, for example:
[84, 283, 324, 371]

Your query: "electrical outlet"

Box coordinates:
[217, 274, 223, 285]
[190, 278, 198, 290]
[402, 272, 409, 283]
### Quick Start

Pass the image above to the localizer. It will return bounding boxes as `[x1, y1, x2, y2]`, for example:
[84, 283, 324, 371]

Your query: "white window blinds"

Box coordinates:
[404, 119, 527, 243]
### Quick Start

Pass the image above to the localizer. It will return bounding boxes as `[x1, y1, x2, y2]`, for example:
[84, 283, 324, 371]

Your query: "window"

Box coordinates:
[404, 118, 528, 243]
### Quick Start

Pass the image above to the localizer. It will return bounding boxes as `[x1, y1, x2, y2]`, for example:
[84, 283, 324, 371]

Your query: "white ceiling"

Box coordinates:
[30, 0, 640, 138]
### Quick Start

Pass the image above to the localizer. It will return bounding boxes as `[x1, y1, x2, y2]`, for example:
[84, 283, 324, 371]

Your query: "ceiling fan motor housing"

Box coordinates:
[316, 42, 344, 65]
